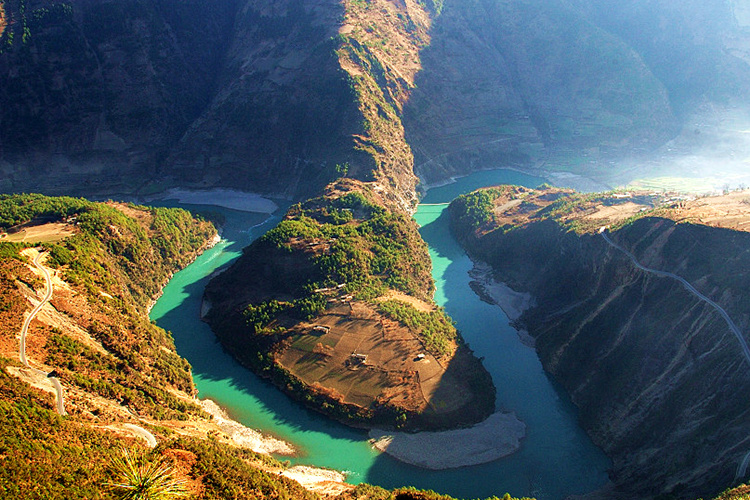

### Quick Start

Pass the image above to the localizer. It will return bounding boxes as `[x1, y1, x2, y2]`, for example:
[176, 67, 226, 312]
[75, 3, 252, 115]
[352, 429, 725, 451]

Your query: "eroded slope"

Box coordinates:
[450, 186, 750, 498]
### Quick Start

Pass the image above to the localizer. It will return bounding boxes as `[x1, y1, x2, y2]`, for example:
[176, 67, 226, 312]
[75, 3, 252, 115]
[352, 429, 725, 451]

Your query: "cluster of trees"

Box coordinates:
[378, 300, 456, 357]
[260, 186, 433, 303]
[243, 294, 328, 335]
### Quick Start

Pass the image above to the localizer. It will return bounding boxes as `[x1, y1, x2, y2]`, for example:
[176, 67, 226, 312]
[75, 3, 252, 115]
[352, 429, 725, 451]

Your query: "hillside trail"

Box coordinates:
[18, 250, 159, 447]
[599, 229, 750, 482]
[19, 250, 66, 415]
[599, 230, 750, 365]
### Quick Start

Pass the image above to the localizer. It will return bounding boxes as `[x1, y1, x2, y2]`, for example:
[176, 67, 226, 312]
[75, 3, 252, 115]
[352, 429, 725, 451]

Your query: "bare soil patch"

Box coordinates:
[378, 290, 434, 312]
[278, 302, 474, 417]
[583, 201, 649, 221]
[107, 202, 154, 233]
[2, 222, 76, 243]
[666, 190, 750, 231]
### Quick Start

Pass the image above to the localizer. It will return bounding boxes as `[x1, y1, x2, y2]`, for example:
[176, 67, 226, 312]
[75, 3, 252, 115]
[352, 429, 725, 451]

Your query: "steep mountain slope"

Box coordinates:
[404, 0, 675, 185]
[2, 0, 748, 199]
[0, 0, 240, 195]
[0, 194, 217, 420]
[163, 0, 358, 200]
[449, 187, 750, 498]
[569, 0, 750, 114]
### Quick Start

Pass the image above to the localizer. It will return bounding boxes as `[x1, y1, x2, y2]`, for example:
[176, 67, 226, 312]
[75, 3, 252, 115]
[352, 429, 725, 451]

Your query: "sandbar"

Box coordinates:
[468, 262, 534, 321]
[369, 411, 526, 470]
[200, 399, 294, 455]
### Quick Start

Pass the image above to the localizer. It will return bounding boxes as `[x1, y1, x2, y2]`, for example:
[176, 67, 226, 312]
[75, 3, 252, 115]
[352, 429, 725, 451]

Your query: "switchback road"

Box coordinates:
[19, 250, 66, 415]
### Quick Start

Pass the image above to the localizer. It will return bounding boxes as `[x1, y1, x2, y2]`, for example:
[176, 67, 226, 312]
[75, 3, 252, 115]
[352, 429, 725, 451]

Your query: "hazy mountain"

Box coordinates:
[1, 0, 748, 199]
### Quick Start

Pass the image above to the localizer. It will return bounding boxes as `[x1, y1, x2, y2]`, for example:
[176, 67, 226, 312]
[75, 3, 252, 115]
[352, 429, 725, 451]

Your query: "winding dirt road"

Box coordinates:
[600, 229, 750, 483]
[19, 250, 66, 415]
[122, 423, 158, 448]
[20, 251, 54, 366]
[600, 231, 750, 366]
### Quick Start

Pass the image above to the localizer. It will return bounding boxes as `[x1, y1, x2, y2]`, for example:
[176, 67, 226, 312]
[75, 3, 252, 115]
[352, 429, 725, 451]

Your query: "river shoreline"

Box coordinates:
[146, 187, 280, 213]
[200, 399, 296, 455]
[468, 261, 537, 348]
[369, 411, 526, 470]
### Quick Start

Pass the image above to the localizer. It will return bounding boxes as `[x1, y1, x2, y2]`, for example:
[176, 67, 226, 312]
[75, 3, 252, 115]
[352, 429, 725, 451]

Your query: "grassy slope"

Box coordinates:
[0, 194, 331, 499]
[0, 194, 216, 419]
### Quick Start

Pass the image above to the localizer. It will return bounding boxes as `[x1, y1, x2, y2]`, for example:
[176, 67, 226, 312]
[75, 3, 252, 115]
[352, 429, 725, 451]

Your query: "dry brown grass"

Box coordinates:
[664, 190, 750, 231]
[487, 187, 750, 235]
[377, 290, 434, 312]
[0, 3, 5, 39]
[277, 302, 473, 416]
[1, 222, 76, 243]
[106, 202, 155, 234]
[583, 201, 649, 221]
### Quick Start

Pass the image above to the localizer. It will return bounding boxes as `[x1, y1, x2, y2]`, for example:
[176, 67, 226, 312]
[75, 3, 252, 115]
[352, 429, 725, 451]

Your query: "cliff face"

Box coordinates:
[2, 0, 749, 200]
[162, 0, 362, 200]
[450, 188, 750, 499]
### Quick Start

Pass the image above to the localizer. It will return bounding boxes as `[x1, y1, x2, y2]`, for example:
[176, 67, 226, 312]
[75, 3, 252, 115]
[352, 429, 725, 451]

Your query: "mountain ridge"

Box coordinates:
[2, 0, 748, 200]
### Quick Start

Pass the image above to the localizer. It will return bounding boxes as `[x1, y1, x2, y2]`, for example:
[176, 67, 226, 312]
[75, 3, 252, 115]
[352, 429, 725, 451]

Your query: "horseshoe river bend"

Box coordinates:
[149, 169, 610, 500]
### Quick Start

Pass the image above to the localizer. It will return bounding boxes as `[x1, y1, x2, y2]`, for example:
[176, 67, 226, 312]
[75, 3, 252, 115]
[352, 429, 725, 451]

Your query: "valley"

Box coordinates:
[1, 0, 750, 499]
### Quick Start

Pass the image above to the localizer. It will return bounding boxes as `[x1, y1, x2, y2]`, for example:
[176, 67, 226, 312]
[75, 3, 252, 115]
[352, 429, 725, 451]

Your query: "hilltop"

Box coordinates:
[204, 180, 496, 431]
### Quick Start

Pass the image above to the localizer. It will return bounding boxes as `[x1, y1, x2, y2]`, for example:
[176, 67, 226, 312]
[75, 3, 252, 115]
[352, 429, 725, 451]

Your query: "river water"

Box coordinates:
[149, 169, 610, 500]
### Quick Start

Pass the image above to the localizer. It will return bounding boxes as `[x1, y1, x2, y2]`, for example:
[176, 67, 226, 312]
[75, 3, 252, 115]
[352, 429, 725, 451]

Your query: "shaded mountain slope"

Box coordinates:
[449, 186, 750, 498]
[2, 0, 749, 199]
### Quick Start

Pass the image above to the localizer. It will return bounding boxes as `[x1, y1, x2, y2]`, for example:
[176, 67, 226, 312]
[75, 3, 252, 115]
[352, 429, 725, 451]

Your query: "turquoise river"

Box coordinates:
[149, 169, 610, 500]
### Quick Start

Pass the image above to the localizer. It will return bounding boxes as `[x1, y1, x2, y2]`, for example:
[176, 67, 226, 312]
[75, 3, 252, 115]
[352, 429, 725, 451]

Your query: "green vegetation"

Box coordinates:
[107, 447, 187, 500]
[450, 185, 666, 237]
[0, 357, 122, 499]
[242, 294, 327, 334]
[236, 186, 434, 341]
[705, 484, 750, 500]
[0, 194, 215, 307]
[449, 188, 505, 231]
[377, 300, 456, 356]
[258, 184, 433, 301]
[0, 357, 320, 499]
[449, 186, 528, 237]
[166, 438, 317, 500]
[0, 194, 216, 419]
